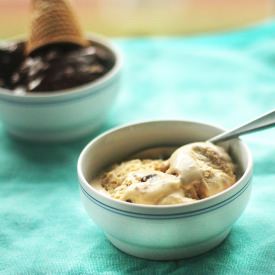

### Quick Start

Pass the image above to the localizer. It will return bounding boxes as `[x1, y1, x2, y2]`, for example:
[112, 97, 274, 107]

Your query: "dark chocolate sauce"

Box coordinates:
[0, 41, 115, 94]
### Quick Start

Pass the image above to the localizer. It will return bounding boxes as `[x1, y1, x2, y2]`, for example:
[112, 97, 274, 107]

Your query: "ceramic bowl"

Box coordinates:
[0, 35, 122, 141]
[77, 120, 253, 260]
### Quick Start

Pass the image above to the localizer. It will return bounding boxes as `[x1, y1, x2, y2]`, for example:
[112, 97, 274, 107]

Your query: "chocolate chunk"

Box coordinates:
[141, 174, 157, 182]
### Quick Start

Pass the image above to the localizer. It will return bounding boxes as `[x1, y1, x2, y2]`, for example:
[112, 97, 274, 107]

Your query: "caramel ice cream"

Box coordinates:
[91, 142, 236, 205]
[167, 142, 236, 199]
[110, 170, 196, 205]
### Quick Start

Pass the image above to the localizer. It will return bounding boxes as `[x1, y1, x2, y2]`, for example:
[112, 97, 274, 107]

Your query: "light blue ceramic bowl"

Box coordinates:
[0, 35, 122, 141]
[77, 120, 253, 260]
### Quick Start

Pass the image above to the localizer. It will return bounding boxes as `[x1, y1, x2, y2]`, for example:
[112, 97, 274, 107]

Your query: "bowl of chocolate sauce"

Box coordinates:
[0, 35, 122, 141]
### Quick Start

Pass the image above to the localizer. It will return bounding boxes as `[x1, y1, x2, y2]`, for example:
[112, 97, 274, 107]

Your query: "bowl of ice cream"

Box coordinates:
[0, 35, 122, 141]
[77, 120, 253, 260]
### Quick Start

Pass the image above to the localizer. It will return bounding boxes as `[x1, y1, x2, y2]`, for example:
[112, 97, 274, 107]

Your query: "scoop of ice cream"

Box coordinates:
[98, 159, 169, 196]
[11, 43, 114, 93]
[167, 142, 236, 199]
[114, 170, 195, 205]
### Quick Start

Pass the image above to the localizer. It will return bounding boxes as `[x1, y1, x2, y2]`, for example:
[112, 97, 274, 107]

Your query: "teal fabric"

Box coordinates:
[1, 22, 275, 274]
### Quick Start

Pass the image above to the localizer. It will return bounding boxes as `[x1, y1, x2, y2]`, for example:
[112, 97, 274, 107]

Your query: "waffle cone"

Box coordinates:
[26, 0, 89, 54]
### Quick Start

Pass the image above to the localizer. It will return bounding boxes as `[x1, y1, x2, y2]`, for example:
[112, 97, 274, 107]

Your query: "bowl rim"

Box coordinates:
[0, 33, 122, 99]
[77, 119, 253, 211]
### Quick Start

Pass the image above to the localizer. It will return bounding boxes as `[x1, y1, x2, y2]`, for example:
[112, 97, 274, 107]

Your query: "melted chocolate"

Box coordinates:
[0, 42, 115, 93]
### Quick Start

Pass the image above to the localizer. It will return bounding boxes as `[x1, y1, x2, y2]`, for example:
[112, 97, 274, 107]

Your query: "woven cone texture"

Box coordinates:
[26, 0, 88, 54]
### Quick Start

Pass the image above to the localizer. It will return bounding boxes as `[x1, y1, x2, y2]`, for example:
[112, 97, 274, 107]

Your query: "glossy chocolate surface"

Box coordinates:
[0, 41, 115, 94]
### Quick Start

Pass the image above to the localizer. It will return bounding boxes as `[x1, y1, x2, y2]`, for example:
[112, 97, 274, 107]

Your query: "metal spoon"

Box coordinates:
[208, 109, 275, 143]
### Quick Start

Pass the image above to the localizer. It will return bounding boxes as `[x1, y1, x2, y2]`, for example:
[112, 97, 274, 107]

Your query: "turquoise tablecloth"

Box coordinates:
[1, 22, 275, 274]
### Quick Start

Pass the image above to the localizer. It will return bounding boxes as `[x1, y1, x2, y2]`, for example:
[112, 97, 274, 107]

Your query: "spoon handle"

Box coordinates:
[208, 109, 275, 143]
